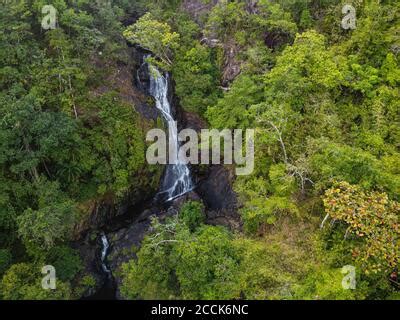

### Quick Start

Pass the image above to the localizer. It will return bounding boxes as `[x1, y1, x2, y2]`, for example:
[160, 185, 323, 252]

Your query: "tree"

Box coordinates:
[120, 216, 182, 300]
[46, 246, 82, 281]
[0, 0, 166, 300]
[179, 201, 205, 232]
[123, 12, 180, 69]
[173, 225, 241, 299]
[205, 0, 297, 46]
[323, 182, 400, 275]
[307, 139, 399, 198]
[256, 103, 297, 164]
[294, 267, 368, 300]
[16, 179, 77, 249]
[1, 263, 71, 300]
[121, 214, 242, 300]
[173, 43, 220, 114]
[81, 92, 147, 197]
[206, 74, 263, 129]
[234, 237, 306, 300]
[0, 249, 11, 275]
[235, 164, 298, 235]
[262, 30, 341, 113]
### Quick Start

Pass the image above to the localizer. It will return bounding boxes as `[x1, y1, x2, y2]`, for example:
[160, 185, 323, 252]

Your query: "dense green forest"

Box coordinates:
[1, 0, 399, 300]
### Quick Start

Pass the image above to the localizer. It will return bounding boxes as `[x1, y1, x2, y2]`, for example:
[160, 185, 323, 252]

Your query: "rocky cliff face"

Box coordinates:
[181, 0, 219, 24]
[181, 0, 243, 86]
[221, 39, 242, 86]
[73, 46, 164, 298]
[73, 47, 163, 240]
[197, 165, 241, 230]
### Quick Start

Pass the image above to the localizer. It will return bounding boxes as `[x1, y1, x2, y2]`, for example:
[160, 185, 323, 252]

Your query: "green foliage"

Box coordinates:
[262, 30, 342, 113]
[47, 246, 82, 281]
[179, 201, 205, 232]
[1, 263, 71, 300]
[81, 93, 147, 198]
[307, 139, 400, 198]
[0, 0, 160, 299]
[1, 0, 400, 301]
[202, 0, 399, 299]
[235, 164, 298, 234]
[80, 275, 96, 288]
[123, 12, 180, 69]
[174, 225, 241, 299]
[294, 267, 367, 300]
[206, 74, 264, 129]
[0, 249, 11, 275]
[206, 0, 297, 46]
[173, 43, 220, 114]
[16, 179, 77, 249]
[121, 214, 242, 300]
[233, 238, 299, 299]
[120, 216, 182, 300]
[121, 209, 322, 300]
[324, 182, 400, 275]
[74, 274, 97, 297]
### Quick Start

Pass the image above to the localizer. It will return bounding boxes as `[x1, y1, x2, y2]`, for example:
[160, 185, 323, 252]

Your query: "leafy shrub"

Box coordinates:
[179, 201, 205, 232]
[0, 249, 11, 275]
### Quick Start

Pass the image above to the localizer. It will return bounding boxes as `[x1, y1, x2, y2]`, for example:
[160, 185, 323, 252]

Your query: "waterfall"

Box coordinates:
[147, 62, 194, 202]
[100, 232, 111, 276]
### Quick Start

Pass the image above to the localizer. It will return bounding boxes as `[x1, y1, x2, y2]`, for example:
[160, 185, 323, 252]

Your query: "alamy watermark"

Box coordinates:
[341, 265, 356, 290]
[41, 5, 57, 30]
[42, 265, 56, 290]
[341, 4, 356, 30]
[3, 2, 57, 29]
[146, 123, 255, 176]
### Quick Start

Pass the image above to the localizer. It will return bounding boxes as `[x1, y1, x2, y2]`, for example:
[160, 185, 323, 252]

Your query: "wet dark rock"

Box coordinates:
[181, 110, 207, 132]
[196, 165, 241, 230]
[73, 187, 156, 240]
[197, 165, 237, 211]
[107, 217, 152, 300]
[181, 0, 219, 24]
[171, 191, 202, 208]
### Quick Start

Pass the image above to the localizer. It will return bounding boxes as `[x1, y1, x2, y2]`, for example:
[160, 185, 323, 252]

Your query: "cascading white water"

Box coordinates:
[100, 233, 111, 275]
[147, 63, 193, 202]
